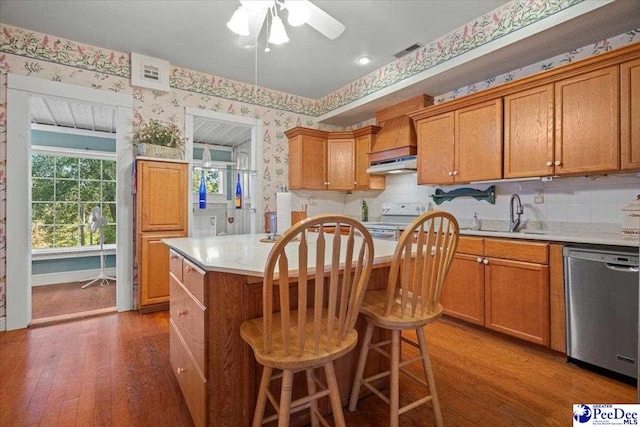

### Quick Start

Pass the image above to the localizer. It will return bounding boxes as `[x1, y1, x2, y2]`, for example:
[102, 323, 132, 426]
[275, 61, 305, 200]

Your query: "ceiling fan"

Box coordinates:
[227, 0, 346, 47]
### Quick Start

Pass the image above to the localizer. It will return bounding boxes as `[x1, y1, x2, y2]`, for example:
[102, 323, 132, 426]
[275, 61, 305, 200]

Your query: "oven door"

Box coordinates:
[366, 228, 398, 241]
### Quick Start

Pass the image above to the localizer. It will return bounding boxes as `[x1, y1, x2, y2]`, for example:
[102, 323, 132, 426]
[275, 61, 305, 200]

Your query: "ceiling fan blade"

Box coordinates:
[237, 2, 268, 47]
[302, 0, 345, 40]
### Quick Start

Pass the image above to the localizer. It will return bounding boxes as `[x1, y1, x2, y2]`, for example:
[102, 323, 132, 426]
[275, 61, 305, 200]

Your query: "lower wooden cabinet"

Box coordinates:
[484, 258, 550, 346]
[139, 232, 185, 307]
[442, 237, 551, 347]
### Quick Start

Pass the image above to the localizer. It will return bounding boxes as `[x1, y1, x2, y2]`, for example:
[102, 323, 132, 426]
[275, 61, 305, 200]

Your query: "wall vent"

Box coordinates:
[393, 43, 422, 59]
[131, 53, 170, 92]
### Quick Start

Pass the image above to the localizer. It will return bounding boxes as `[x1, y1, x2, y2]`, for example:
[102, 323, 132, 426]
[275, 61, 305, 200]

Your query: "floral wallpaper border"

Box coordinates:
[0, 0, 588, 117]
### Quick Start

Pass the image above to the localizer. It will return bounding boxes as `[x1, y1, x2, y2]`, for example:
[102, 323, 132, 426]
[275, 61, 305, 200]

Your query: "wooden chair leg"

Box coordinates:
[324, 361, 346, 427]
[277, 370, 294, 427]
[305, 368, 320, 427]
[253, 366, 273, 427]
[390, 329, 400, 427]
[417, 327, 443, 427]
[348, 320, 375, 411]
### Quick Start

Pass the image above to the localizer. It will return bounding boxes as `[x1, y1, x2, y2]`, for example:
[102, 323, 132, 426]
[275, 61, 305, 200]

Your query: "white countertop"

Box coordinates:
[457, 228, 638, 247]
[163, 233, 400, 277]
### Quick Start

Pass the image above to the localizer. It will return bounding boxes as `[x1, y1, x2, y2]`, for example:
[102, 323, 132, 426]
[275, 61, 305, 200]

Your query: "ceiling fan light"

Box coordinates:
[227, 6, 250, 36]
[286, 1, 310, 26]
[269, 15, 289, 44]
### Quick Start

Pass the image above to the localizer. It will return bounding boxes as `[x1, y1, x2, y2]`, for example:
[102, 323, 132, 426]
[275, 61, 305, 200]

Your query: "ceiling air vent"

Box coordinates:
[130, 53, 170, 92]
[393, 43, 422, 59]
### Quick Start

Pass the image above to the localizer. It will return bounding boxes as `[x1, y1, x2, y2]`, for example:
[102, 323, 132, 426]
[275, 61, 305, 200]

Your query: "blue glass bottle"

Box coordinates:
[199, 170, 207, 209]
[235, 173, 242, 209]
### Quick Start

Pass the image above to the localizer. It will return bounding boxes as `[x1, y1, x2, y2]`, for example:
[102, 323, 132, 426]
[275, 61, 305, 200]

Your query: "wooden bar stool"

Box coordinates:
[348, 211, 459, 427]
[240, 214, 374, 427]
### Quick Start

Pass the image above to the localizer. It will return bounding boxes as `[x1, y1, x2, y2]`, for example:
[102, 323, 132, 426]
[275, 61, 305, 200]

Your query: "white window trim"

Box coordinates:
[32, 145, 116, 161]
[32, 245, 117, 260]
[192, 161, 226, 196]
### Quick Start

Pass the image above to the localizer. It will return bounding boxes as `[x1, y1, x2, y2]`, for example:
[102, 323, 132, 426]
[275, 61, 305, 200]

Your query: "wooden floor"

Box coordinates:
[0, 312, 634, 427]
[32, 281, 116, 320]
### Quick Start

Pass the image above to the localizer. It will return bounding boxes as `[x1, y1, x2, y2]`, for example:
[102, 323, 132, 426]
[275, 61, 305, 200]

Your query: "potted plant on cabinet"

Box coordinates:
[134, 119, 185, 160]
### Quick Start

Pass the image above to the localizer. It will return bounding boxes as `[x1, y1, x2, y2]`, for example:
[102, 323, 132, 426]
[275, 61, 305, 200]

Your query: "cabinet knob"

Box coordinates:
[177, 367, 185, 375]
[453, 171, 458, 176]
[448, 171, 453, 176]
[477, 257, 483, 263]
[554, 160, 561, 166]
[177, 310, 187, 316]
[546, 161, 552, 167]
[354, 181, 357, 185]
[170, 254, 178, 260]
[483, 259, 489, 265]
[186, 265, 194, 272]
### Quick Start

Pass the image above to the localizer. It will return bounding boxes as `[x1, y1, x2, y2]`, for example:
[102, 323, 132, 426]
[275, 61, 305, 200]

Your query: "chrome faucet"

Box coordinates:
[509, 194, 524, 232]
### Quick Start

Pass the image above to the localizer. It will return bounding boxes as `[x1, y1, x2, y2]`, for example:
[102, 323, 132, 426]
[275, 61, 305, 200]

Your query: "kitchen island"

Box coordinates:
[163, 234, 399, 427]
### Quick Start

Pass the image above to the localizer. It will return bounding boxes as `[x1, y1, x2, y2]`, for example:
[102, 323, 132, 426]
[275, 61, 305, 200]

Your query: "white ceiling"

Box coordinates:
[193, 117, 252, 147]
[30, 96, 116, 132]
[0, 0, 508, 98]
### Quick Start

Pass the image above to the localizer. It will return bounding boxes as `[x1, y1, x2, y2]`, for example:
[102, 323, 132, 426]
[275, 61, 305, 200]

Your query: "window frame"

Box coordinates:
[31, 145, 117, 252]
[192, 160, 225, 196]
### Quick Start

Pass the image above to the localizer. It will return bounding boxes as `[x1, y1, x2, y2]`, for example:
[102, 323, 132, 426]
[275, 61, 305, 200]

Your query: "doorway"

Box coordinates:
[6, 75, 134, 330]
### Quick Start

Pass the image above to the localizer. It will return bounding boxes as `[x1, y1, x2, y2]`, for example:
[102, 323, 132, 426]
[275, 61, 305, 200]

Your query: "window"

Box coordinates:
[192, 167, 223, 195]
[31, 152, 116, 249]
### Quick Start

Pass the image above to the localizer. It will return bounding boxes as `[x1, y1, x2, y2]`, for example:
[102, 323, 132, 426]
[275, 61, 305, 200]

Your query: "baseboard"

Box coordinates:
[32, 268, 117, 286]
[0, 317, 6, 332]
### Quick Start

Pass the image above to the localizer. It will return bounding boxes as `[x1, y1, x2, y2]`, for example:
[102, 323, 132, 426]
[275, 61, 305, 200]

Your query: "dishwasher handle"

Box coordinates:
[605, 263, 639, 273]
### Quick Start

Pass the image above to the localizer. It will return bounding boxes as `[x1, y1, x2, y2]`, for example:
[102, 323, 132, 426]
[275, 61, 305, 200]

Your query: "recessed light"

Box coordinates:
[357, 56, 372, 65]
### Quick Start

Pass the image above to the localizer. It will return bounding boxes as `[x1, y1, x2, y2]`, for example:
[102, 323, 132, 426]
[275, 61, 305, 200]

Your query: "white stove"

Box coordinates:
[364, 202, 428, 240]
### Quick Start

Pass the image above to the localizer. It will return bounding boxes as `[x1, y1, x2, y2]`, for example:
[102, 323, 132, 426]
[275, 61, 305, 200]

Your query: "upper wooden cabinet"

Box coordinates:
[287, 128, 327, 190]
[354, 127, 385, 190]
[416, 99, 502, 184]
[410, 43, 640, 182]
[138, 160, 188, 232]
[136, 159, 188, 310]
[285, 126, 385, 191]
[554, 66, 620, 175]
[622, 58, 640, 170]
[456, 99, 503, 182]
[326, 136, 355, 190]
[504, 85, 555, 178]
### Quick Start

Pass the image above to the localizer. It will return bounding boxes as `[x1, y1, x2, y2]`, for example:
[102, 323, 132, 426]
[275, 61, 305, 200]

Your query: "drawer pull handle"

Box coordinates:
[170, 254, 179, 259]
[177, 367, 185, 375]
[185, 265, 195, 272]
[177, 310, 187, 316]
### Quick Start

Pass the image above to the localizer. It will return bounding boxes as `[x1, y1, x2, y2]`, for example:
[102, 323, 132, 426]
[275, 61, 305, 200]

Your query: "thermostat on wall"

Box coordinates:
[130, 52, 170, 92]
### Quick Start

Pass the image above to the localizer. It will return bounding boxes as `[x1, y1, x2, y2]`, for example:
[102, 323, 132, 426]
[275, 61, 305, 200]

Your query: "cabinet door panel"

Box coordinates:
[504, 85, 554, 178]
[555, 66, 619, 174]
[327, 138, 354, 190]
[442, 254, 485, 325]
[485, 258, 549, 346]
[456, 99, 503, 182]
[416, 112, 455, 185]
[289, 135, 326, 190]
[621, 58, 640, 170]
[140, 232, 186, 306]
[138, 161, 187, 232]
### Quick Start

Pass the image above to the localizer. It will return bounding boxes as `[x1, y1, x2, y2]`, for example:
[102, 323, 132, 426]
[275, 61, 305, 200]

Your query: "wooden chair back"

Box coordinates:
[262, 214, 375, 357]
[384, 211, 459, 319]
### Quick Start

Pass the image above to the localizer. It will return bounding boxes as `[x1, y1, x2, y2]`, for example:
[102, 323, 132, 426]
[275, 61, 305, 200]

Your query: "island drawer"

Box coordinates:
[183, 259, 206, 306]
[484, 239, 549, 264]
[169, 250, 183, 282]
[170, 275, 206, 377]
[170, 320, 206, 427]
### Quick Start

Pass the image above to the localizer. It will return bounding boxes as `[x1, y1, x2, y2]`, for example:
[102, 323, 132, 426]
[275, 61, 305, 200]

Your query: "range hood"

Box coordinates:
[367, 155, 417, 174]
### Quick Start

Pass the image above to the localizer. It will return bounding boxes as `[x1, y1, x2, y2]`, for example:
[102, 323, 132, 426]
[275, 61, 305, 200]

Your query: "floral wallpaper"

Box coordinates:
[0, 0, 637, 322]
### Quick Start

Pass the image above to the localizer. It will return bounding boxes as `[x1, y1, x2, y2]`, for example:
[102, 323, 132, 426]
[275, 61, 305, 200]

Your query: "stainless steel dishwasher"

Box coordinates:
[564, 245, 639, 379]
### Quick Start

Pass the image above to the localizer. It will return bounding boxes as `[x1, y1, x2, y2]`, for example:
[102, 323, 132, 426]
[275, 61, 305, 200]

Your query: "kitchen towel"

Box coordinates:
[276, 191, 292, 234]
